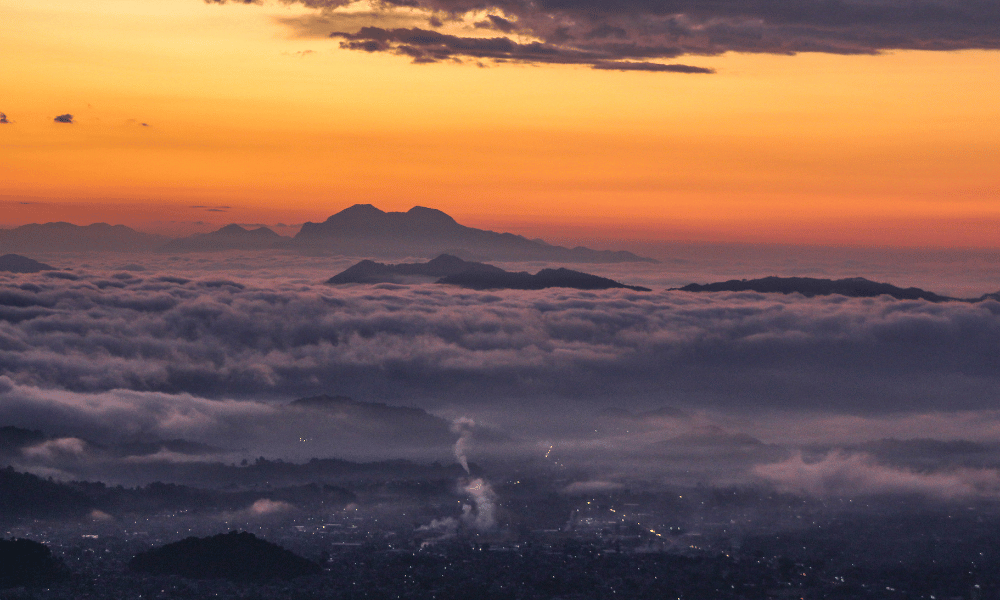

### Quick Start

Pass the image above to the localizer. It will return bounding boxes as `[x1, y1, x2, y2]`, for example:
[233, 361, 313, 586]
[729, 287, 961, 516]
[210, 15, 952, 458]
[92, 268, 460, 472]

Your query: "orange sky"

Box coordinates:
[2, 0, 999, 246]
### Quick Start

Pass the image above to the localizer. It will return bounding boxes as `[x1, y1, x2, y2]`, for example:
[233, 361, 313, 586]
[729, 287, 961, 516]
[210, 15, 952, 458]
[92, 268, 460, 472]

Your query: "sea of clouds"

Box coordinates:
[3, 249, 1000, 498]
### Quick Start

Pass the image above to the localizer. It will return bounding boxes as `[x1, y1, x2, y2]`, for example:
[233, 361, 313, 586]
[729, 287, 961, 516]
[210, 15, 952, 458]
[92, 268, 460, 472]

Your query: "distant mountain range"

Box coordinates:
[327, 254, 651, 291]
[677, 276, 1000, 303]
[0, 205, 655, 262]
[0, 223, 164, 252]
[159, 224, 287, 252]
[295, 204, 656, 263]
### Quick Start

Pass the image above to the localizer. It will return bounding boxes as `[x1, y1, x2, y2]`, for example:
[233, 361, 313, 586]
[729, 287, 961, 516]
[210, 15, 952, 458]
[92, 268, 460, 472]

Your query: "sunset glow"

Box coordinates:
[3, 0, 998, 246]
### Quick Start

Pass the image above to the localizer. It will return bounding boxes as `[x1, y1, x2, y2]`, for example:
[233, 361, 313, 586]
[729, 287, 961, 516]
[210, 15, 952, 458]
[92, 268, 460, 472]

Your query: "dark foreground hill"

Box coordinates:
[160, 224, 287, 252]
[0, 254, 56, 273]
[0, 539, 68, 588]
[677, 276, 956, 302]
[129, 531, 321, 581]
[328, 255, 651, 291]
[295, 204, 656, 263]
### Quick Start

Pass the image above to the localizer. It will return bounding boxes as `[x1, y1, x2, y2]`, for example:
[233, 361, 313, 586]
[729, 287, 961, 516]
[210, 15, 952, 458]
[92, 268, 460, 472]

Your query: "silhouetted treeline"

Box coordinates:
[0, 467, 93, 521]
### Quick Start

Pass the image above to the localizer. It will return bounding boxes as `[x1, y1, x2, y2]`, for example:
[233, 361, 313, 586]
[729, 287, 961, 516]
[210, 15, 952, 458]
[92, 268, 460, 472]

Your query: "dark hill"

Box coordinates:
[677, 276, 955, 302]
[329, 256, 650, 291]
[288, 395, 456, 446]
[0, 254, 56, 273]
[0, 539, 68, 588]
[439, 267, 652, 291]
[128, 531, 321, 581]
[0, 222, 163, 252]
[326, 253, 506, 284]
[0, 467, 93, 521]
[295, 204, 655, 263]
[160, 224, 286, 252]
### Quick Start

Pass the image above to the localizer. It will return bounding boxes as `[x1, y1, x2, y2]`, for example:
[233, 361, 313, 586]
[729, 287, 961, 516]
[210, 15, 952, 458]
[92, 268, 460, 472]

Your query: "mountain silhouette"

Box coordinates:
[327, 253, 506, 284]
[160, 224, 287, 252]
[329, 255, 650, 291]
[0, 223, 164, 252]
[0, 254, 56, 273]
[128, 531, 322, 581]
[295, 204, 656, 263]
[440, 267, 652, 291]
[677, 276, 956, 302]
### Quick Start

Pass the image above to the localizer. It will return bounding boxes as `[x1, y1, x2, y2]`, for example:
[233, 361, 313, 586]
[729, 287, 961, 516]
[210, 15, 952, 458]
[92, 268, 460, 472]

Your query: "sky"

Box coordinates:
[2, 0, 999, 246]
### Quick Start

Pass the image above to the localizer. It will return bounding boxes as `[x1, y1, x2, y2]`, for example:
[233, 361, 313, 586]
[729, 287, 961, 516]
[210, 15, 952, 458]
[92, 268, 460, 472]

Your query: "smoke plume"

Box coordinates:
[452, 417, 475, 473]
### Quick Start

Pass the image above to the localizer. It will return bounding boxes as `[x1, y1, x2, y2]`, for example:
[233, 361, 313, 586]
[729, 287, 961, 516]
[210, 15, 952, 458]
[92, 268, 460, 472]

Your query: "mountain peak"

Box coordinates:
[325, 204, 385, 222]
[295, 204, 657, 263]
[406, 206, 457, 224]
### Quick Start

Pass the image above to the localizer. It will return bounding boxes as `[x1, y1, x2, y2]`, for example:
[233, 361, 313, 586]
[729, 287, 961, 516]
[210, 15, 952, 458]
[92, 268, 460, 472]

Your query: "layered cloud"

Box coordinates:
[246, 0, 1000, 71]
[754, 451, 1000, 499]
[3, 268, 1000, 413]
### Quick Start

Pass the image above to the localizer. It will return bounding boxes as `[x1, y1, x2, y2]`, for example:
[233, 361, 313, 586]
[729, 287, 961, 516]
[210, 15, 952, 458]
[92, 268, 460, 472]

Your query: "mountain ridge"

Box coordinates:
[675, 276, 973, 302]
[0, 254, 56, 273]
[0, 223, 165, 253]
[295, 204, 656, 263]
[327, 254, 651, 291]
[160, 224, 287, 252]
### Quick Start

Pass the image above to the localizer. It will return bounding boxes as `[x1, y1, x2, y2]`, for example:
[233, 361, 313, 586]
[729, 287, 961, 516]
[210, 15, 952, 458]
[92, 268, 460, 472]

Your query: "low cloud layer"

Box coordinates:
[4, 260, 1000, 493]
[2, 268, 1000, 412]
[754, 451, 1000, 499]
[238, 0, 1000, 72]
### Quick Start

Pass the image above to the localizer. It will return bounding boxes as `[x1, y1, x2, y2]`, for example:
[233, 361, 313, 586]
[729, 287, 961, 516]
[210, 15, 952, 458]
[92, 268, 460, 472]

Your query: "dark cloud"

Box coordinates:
[0, 113, 9, 124]
[53, 114, 73, 124]
[248, 0, 1000, 72]
[474, 14, 517, 33]
[329, 26, 706, 70]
